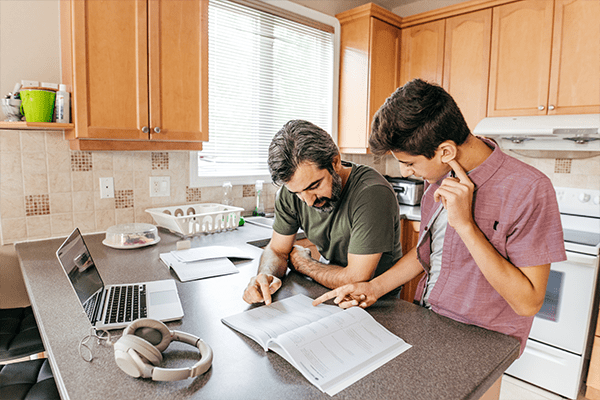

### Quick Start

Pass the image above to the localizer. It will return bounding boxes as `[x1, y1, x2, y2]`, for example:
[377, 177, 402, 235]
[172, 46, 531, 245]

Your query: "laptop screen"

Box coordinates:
[56, 228, 104, 306]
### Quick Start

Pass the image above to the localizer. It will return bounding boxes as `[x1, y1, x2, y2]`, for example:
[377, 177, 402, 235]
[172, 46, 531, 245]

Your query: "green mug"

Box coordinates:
[20, 89, 56, 122]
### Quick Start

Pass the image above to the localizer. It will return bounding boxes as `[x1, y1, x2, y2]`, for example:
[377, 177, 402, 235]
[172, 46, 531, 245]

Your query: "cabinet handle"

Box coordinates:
[154, 127, 161, 134]
[538, 105, 545, 111]
[142, 126, 150, 134]
[548, 105, 555, 111]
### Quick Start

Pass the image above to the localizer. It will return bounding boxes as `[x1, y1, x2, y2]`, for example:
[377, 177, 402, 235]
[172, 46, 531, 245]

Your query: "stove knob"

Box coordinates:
[594, 196, 600, 206]
[578, 193, 591, 203]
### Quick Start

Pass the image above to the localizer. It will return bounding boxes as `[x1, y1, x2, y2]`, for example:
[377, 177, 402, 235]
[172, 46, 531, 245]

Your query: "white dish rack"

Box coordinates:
[146, 203, 244, 236]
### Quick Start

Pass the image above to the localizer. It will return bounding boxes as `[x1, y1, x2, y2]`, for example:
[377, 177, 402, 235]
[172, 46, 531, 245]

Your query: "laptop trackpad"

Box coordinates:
[149, 289, 179, 306]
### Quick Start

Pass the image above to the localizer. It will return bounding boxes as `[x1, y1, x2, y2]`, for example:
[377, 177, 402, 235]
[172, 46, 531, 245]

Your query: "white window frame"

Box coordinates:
[189, 0, 340, 188]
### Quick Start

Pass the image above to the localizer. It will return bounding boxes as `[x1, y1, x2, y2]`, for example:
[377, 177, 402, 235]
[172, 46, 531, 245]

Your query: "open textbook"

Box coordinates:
[222, 294, 411, 396]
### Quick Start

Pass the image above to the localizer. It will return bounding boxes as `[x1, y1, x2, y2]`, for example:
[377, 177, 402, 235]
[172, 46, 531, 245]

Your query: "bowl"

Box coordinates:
[102, 223, 160, 249]
[1, 98, 23, 122]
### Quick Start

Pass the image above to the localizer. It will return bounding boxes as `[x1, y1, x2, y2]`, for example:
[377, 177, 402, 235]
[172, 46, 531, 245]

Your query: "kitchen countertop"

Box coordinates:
[15, 223, 518, 400]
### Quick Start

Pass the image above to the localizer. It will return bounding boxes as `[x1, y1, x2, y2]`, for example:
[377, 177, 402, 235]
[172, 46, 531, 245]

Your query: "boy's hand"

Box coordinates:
[434, 160, 475, 233]
[312, 282, 379, 309]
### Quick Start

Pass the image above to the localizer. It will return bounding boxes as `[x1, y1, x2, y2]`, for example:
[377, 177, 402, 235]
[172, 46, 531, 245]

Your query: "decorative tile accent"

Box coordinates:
[71, 151, 93, 171]
[25, 194, 50, 216]
[115, 189, 134, 209]
[186, 186, 202, 202]
[243, 185, 255, 197]
[152, 152, 169, 170]
[554, 158, 572, 174]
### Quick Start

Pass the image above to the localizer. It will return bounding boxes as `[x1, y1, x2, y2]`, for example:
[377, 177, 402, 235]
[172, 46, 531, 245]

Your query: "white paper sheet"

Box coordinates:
[160, 252, 239, 282]
[171, 245, 251, 263]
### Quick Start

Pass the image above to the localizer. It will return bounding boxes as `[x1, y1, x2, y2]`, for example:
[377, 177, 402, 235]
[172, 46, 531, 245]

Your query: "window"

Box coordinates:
[190, 0, 339, 187]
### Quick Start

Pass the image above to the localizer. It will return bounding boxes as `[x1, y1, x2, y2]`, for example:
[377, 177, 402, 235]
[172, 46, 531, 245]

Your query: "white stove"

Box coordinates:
[506, 186, 600, 399]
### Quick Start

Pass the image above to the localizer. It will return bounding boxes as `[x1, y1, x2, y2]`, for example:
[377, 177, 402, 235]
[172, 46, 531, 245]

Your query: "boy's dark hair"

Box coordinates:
[268, 120, 339, 186]
[369, 79, 471, 159]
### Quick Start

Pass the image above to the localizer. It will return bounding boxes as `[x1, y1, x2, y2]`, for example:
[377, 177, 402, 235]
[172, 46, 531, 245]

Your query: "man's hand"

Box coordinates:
[289, 245, 313, 273]
[242, 273, 282, 305]
[312, 282, 380, 309]
[433, 159, 475, 233]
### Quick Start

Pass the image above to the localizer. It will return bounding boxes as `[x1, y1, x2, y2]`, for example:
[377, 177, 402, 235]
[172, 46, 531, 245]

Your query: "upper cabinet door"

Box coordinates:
[488, 0, 554, 116]
[547, 0, 600, 114]
[336, 3, 402, 154]
[71, 0, 149, 140]
[399, 20, 445, 87]
[443, 9, 492, 131]
[368, 18, 401, 134]
[148, 0, 208, 141]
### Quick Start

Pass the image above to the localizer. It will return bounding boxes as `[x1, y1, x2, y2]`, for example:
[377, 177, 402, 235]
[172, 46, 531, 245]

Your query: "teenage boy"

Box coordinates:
[313, 79, 566, 354]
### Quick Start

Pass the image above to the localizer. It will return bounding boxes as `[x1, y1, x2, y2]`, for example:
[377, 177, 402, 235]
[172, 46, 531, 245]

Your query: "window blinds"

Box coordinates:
[197, 0, 334, 178]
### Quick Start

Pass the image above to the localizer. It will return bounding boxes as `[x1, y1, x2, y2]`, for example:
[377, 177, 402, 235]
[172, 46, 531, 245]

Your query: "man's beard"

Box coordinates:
[312, 170, 342, 213]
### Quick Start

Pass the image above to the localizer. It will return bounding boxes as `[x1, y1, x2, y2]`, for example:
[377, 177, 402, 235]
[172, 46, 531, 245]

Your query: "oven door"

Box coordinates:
[529, 250, 599, 355]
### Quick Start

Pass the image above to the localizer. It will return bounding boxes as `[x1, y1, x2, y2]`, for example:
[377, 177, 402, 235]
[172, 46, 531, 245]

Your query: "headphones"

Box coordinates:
[113, 318, 213, 381]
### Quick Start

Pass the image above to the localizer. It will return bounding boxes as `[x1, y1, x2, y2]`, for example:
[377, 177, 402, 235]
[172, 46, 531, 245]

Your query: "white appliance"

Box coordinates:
[473, 114, 600, 151]
[505, 186, 600, 399]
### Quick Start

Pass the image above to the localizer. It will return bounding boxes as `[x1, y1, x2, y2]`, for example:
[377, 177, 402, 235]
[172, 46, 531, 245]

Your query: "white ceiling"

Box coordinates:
[287, 0, 466, 18]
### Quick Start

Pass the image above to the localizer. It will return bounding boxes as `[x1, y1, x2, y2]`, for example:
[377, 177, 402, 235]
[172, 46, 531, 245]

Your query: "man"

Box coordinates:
[243, 120, 403, 305]
[314, 79, 566, 354]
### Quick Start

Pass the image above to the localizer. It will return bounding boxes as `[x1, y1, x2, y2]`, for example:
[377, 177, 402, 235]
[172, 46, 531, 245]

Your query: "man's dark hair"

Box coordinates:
[268, 120, 339, 186]
[369, 79, 471, 159]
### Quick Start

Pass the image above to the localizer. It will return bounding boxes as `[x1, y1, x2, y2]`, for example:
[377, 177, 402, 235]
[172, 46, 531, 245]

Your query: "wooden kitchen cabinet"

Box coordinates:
[398, 19, 445, 87]
[399, 219, 423, 303]
[586, 310, 600, 399]
[547, 0, 600, 115]
[442, 9, 492, 131]
[399, 9, 491, 131]
[60, 0, 208, 151]
[336, 3, 402, 154]
[488, 0, 600, 117]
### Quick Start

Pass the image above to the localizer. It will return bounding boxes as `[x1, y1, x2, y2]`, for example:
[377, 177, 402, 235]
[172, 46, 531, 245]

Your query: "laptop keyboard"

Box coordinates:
[104, 284, 147, 325]
[83, 291, 102, 321]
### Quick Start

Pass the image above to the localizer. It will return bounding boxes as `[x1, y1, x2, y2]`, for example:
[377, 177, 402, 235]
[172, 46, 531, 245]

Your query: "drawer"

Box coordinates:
[505, 339, 584, 399]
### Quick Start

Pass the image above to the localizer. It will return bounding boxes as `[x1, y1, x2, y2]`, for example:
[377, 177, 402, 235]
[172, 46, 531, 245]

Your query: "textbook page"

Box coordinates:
[221, 294, 343, 350]
[268, 306, 411, 395]
[222, 294, 411, 395]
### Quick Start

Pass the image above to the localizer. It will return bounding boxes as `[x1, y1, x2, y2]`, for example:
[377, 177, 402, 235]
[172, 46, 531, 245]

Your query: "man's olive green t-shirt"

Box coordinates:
[272, 162, 403, 277]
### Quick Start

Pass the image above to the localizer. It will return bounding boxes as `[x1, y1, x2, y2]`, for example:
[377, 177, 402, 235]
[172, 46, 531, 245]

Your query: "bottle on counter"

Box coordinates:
[222, 181, 233, 206]
[253, 180, 265, 216]
[53, 84, 70, 123]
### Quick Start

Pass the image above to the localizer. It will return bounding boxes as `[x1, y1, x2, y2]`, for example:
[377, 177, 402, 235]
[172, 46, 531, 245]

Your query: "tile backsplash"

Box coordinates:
[0, 130, 276, 244]
[1, 129, 598, 245]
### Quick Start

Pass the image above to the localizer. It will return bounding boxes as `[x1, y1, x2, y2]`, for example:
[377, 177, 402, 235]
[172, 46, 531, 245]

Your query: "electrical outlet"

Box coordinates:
[99, 177, 114, 199]
[150, 176, 170, 197]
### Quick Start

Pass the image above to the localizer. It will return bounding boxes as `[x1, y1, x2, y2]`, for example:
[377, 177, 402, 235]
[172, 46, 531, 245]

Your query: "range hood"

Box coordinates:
[473, 114, 600, 153]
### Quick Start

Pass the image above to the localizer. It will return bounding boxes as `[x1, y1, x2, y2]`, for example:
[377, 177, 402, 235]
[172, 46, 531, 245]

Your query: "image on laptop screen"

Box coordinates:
[56, 228, 103, 306]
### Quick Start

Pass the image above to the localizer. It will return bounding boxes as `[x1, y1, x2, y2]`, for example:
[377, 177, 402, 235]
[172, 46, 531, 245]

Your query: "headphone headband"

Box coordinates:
[114, 319, 213, 381]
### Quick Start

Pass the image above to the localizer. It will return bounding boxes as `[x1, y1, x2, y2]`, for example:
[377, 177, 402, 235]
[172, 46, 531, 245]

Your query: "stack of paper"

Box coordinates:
[160, 246, 253, 282]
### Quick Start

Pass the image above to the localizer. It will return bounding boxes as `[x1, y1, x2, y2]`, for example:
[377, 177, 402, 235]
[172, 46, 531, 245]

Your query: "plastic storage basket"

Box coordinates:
[146, 203, 244, 236]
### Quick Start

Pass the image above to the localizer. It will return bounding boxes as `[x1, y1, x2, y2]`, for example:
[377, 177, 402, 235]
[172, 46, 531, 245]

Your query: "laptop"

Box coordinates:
[56, 228, 184, 330]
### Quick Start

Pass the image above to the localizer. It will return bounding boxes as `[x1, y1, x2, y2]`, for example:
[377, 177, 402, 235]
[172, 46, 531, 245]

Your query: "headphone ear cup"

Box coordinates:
[115, 334, 163, 365]
[124, 318, 172, 352]
[114, 347, 143, 378]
